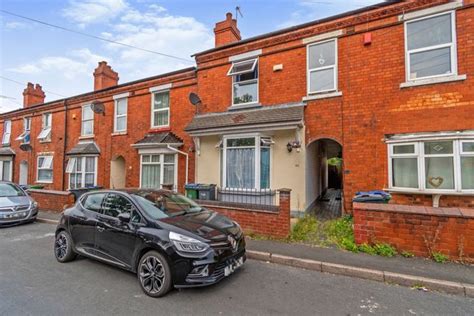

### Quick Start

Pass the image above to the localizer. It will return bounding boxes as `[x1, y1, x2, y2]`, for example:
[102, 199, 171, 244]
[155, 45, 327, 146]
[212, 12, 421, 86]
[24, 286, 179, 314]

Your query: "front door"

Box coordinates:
[95, 193, 139, 269]
[19, 161, 28, 185]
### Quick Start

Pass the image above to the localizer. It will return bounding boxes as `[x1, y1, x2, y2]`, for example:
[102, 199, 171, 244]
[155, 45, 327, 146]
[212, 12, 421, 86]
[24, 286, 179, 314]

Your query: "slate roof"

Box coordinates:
[66, 142, 100, 156]
[134, 132, 183, 146]
[0, 147, 15, 156]
[185, 103, 305, 133]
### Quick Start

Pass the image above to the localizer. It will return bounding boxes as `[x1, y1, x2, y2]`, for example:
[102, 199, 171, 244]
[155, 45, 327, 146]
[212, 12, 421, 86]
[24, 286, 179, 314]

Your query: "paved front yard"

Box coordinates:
[1, 222, 473, 315]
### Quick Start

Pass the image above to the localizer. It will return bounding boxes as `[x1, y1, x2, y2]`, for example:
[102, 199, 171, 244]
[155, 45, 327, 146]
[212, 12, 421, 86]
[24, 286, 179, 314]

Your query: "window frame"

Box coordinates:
[0, 159, 13, 182]
[2, 120, 12, 145]
[66, 156, 98, 189]
[113, 97, 128, 133]
[229, 58, 259, 106]
[307, 38, 338, 95]
[388, 139, 474, 194]
[221, 134, 272, 191]
[81, 105, 94, 137]
[16, 117, 32, 143]
[37, 113, 52, 141]
[151, 90, 170, 129]
[36, 155, 54, 183]
[139, 153, 177, 189]
[404, 11, 458, 82]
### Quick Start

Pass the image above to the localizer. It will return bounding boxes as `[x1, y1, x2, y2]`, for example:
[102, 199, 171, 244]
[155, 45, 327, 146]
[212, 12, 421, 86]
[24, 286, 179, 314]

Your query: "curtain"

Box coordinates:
[461, 157, 474, 190]
[142, 165, 160, 188]
[425, 157, 454, 189]
[226, 148, 255, 189]
[392, 158, 418, 188]
[260, 147, 270, 189]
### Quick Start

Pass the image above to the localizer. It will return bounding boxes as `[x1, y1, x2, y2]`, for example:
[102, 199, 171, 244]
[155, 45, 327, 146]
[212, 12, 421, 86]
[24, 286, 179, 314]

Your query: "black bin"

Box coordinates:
[197, 184, 216, 201]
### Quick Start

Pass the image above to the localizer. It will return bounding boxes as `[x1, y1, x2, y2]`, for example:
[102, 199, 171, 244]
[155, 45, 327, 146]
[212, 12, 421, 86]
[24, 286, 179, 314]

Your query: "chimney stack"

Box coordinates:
[23, 83, 45, 107]
[214, 12, 241, 47]
[93, 61, 119, 91]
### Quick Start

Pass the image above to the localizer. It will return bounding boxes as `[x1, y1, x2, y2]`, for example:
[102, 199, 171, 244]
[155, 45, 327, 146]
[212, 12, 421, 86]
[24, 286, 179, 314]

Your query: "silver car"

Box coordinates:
[0, 182, 38, 227]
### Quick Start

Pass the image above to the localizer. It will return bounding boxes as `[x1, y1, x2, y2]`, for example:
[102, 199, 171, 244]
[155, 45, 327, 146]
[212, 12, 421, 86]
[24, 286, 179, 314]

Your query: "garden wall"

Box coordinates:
[353, 202, 474, 262]
[28, 189, 75, 213]
[200, 189, 291, 238]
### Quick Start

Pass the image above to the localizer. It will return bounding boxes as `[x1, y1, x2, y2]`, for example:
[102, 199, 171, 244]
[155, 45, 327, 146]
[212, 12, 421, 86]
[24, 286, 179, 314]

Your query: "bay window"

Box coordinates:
[405, 11, 456, 81]
[307, 39, 337, 94]
[388, 139, 474, 192]
[151, 91, 170, 128]
[37, 155, 53, 183]
[0, 159, 12, 181]
[66, 156, 97, 189]
[227, 59, 258, 105]
[140, 154, 176, 188]
[222, 136, 271, 190]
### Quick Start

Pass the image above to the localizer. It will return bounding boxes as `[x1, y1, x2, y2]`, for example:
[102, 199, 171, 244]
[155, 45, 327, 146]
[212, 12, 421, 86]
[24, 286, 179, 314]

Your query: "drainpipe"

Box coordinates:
[167, 145, 189, 185]
[62, 99, 68, 191]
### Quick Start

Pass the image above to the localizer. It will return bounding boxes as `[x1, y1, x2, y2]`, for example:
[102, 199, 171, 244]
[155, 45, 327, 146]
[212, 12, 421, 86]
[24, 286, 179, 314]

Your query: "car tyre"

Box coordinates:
[54, 231, 76, 263]
[138, 251, 172, 298]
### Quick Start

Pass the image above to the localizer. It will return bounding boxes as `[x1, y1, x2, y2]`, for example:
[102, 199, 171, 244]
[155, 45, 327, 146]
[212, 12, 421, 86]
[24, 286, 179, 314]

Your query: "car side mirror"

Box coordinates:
[118, 213, 131, 223]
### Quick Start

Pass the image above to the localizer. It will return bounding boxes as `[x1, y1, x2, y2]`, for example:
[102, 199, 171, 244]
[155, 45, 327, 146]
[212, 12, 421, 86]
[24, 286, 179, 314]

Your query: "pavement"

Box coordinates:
[1, 222, 473, 315]
[37, 211, 474, 297]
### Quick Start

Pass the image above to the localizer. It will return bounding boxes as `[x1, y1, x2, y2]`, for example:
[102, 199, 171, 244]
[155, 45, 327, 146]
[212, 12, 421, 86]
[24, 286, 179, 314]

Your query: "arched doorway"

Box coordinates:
[19, 160, 28, 185]
[305, 138, 343, 219]
[110, 156, 126, 189]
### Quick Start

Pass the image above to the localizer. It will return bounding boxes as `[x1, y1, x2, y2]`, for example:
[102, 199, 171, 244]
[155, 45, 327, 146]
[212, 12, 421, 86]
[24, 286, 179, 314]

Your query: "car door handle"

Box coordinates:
[96, 226, 105, 233]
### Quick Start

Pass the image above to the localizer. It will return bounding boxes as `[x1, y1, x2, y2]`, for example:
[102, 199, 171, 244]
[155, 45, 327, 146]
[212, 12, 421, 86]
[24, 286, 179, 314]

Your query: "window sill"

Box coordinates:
[385, 188, 474, 196]
[39, 140, 52, 144]
[228, 103, 262, 111]
[111, 131, 127, 136]
[79, 135, 94, 140]
[149, 127, 171, 133]
[36, 181, 53, 184]
[400, 74, 467, 89]
[303, 91, 342, 101]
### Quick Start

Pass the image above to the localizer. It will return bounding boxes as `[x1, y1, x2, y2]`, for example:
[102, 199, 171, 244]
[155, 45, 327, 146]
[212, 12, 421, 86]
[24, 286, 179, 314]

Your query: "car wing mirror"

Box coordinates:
[117, 213, 131, 223]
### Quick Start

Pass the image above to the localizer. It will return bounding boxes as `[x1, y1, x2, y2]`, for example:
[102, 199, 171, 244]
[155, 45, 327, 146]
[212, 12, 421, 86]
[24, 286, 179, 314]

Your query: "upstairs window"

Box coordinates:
[16, 117, 31, 143]
[307, 39, 337, 94]
[151, 91, 170, 128]
[37, 155, 53, 183]
[405, 12, 456, 81]
[81, 105, 94, 136]
[38, 113, 52, 141]
[2, 120, 11, 145]
[228, 59, 258, 105]
[114, 97, 127, 133]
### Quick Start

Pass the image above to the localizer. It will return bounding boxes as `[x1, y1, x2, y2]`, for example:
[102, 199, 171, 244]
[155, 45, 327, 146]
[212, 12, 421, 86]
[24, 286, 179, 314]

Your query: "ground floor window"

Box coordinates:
[389, 139, 474, 192]
[140, 154, 176, 188]
[37, 155, 53, 183]
[222, 136, 271, 190]
[0, 159, 12, 181]
[66, 156, 97, 189]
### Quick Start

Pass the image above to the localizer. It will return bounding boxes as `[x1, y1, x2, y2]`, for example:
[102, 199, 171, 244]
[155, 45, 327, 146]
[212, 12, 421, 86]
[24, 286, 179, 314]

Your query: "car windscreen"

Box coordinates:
[0, 183, 26, 197]
[131, 191, 203, 219]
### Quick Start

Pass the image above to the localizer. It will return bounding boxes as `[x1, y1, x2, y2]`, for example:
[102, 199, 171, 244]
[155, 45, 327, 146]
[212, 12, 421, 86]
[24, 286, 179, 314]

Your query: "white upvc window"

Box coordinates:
[81, 105, 94, 136]
[114, 97, 127, 132]
[227, 58, 259, 106]
[38, 113, 52, 141]
[307, 38, 338, 94]
[66, 156, 98, 189]
[37, 155, 53, 183]
[2, 120, 11, 145]
[16, 117, 31, 143]
[388, 139, 474, 193]
[151, 91, 170, 128]
[222, 135, 271, 190]
[405, 11, 457, 81]
[140, 154, 177, 188]
[0, 159, 13, 181]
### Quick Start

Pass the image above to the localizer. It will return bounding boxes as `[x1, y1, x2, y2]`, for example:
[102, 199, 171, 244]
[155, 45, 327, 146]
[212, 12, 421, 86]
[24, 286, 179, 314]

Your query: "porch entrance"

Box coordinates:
[305, 138, 343, 219]
[19, 160, 28, 185]
[110, 156, 126, 189]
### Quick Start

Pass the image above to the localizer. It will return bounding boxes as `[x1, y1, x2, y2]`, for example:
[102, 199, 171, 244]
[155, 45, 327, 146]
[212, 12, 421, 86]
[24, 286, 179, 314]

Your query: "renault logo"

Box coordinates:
[228, 235, 238, 252]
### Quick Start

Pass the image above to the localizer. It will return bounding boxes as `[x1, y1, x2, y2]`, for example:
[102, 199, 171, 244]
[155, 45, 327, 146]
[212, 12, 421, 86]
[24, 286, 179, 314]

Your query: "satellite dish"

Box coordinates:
[91, 101, 105, 115]
[189, 93, 202, 106]
[19, 143, 32, 152]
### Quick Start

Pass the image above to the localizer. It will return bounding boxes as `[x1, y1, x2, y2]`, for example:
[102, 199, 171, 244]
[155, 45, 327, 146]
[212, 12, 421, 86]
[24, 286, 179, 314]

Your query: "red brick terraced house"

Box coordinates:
[1, 0, 473, 223]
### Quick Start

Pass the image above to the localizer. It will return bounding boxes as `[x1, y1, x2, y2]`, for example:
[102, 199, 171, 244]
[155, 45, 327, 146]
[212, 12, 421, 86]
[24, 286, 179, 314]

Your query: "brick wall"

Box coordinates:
[353, 202, 474, 262]
[28, 189, 75, 213]
[200, 189, 291, 238]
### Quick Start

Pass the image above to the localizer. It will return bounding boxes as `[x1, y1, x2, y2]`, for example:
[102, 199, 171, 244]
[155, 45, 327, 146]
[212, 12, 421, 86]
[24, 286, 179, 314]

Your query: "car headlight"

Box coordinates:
[31, 201, 38, 209]
[169, 231, 209, 253]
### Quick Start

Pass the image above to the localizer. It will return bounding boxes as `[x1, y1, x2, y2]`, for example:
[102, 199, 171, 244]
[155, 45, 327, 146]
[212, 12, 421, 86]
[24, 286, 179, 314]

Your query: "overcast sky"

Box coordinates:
[0, 0, 380, 113]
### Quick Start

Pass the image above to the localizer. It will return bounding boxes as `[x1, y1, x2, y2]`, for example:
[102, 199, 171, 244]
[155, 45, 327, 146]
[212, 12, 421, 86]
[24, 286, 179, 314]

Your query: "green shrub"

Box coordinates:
[358, 243, 377, 255]
[289, 216, 318, 243]
[401, 251, 415, 258]
[432, 252, 448, 263]
[373, 243, 397, 257]
[326, 216, 358, 252]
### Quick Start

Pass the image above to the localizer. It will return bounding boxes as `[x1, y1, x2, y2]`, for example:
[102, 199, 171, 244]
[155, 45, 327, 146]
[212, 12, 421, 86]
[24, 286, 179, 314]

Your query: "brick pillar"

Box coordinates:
[278, 188, 292, 238]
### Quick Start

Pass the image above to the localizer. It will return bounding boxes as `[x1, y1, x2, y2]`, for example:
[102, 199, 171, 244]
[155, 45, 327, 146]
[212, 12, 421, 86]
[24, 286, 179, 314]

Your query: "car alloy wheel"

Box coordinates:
[139, 255, 166, 295]
[55, 233, 68, 260]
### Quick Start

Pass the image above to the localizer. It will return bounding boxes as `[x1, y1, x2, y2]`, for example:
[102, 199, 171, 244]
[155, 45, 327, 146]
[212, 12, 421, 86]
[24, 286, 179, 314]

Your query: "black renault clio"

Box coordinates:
[54, 189, 245, 297]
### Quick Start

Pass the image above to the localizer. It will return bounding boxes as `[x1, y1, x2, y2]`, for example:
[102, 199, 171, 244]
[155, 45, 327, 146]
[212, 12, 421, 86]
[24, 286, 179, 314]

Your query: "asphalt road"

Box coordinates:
[1, 222, 473, 316]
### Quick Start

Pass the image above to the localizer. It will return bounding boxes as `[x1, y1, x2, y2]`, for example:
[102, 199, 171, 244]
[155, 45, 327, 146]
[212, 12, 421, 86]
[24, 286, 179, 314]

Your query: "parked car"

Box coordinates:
[0, 181, 38, 227]
[54, 189, 246, 297]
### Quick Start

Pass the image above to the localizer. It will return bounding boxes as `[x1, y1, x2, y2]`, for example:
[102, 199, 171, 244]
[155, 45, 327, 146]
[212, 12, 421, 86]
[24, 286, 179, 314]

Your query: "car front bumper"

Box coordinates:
[0, 207, 38, 227]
